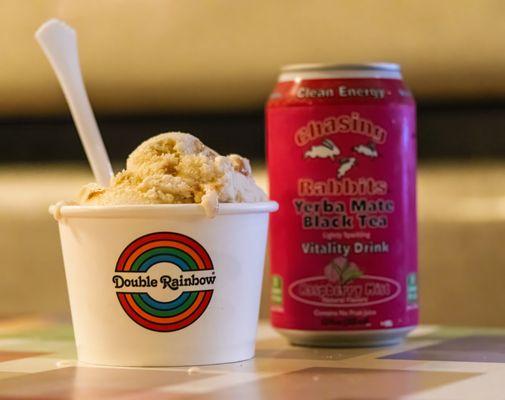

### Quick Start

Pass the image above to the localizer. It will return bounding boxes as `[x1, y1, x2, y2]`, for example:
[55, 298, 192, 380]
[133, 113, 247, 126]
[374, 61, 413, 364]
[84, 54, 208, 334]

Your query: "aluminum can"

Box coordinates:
[266, 63, 417, 346]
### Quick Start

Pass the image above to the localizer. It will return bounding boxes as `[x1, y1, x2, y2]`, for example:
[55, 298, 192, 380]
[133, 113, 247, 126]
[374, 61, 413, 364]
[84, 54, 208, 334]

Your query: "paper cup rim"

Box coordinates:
[49, 201, 279, 219]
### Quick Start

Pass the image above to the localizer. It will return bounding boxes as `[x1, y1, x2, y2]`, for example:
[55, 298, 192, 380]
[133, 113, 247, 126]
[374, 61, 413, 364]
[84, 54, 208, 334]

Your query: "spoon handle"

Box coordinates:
[36, 19, 113, 186]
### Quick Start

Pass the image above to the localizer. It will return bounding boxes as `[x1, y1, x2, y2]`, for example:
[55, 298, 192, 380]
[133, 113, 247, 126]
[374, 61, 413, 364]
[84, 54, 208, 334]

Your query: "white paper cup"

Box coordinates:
[50, 202, 278, 367]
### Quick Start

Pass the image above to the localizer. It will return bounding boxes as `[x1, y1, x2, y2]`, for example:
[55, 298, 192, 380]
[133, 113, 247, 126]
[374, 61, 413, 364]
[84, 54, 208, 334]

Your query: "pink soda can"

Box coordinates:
[266, 63, 418, 346]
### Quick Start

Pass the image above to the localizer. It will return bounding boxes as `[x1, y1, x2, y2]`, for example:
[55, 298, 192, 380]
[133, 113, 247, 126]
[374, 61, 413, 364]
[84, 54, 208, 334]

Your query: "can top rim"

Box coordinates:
[281, 63, 401, 73]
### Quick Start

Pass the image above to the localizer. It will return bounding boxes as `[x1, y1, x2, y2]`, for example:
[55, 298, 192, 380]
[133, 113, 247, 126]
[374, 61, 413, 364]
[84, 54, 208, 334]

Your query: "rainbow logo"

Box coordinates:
[114, 232, 214, 332]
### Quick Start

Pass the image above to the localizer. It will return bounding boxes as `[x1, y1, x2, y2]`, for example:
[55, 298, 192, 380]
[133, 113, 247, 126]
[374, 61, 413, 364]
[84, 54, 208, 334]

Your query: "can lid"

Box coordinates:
[279, 62, 402, 81]
[281, 62, 401, 73]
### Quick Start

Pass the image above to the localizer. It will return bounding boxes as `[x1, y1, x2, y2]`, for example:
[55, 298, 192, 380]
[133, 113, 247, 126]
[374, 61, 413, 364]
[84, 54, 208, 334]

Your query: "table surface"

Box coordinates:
[0, 317, 504, 399]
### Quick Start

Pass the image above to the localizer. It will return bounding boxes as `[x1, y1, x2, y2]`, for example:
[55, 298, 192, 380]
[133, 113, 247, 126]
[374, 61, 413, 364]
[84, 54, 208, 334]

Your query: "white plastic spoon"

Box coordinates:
[35, 19, 113, 186]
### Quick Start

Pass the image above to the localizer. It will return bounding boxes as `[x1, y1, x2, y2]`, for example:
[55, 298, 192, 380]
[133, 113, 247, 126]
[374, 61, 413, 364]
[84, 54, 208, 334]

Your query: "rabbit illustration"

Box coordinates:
[353, 142, 378, 158]
[304, 139, 340, 160]
[337, 157, 356, 178]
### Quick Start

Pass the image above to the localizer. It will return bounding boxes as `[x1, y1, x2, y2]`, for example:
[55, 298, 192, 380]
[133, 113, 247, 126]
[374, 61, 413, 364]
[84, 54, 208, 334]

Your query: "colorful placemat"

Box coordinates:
[382, 335, 505, 363]
[0, 316, 504, 399]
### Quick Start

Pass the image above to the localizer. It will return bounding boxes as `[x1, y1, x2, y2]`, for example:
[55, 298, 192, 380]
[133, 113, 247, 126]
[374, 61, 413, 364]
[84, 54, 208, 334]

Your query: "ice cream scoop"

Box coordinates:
[79, 132, 267, 217]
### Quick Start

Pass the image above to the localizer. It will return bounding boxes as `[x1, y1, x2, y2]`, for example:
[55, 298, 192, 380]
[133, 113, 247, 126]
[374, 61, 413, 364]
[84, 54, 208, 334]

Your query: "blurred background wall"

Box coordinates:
[1, 1, 505, 326]
[2, 0, 505, 117]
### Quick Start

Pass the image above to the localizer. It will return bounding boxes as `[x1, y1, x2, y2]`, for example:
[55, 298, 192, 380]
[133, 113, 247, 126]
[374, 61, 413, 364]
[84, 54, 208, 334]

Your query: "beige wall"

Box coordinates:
[1, 0, 505, 116]
[3, 163, 505, 327]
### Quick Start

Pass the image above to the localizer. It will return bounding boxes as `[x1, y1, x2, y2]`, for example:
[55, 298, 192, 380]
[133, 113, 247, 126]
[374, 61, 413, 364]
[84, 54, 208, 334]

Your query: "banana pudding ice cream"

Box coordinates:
[79, 132, 267, 217]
